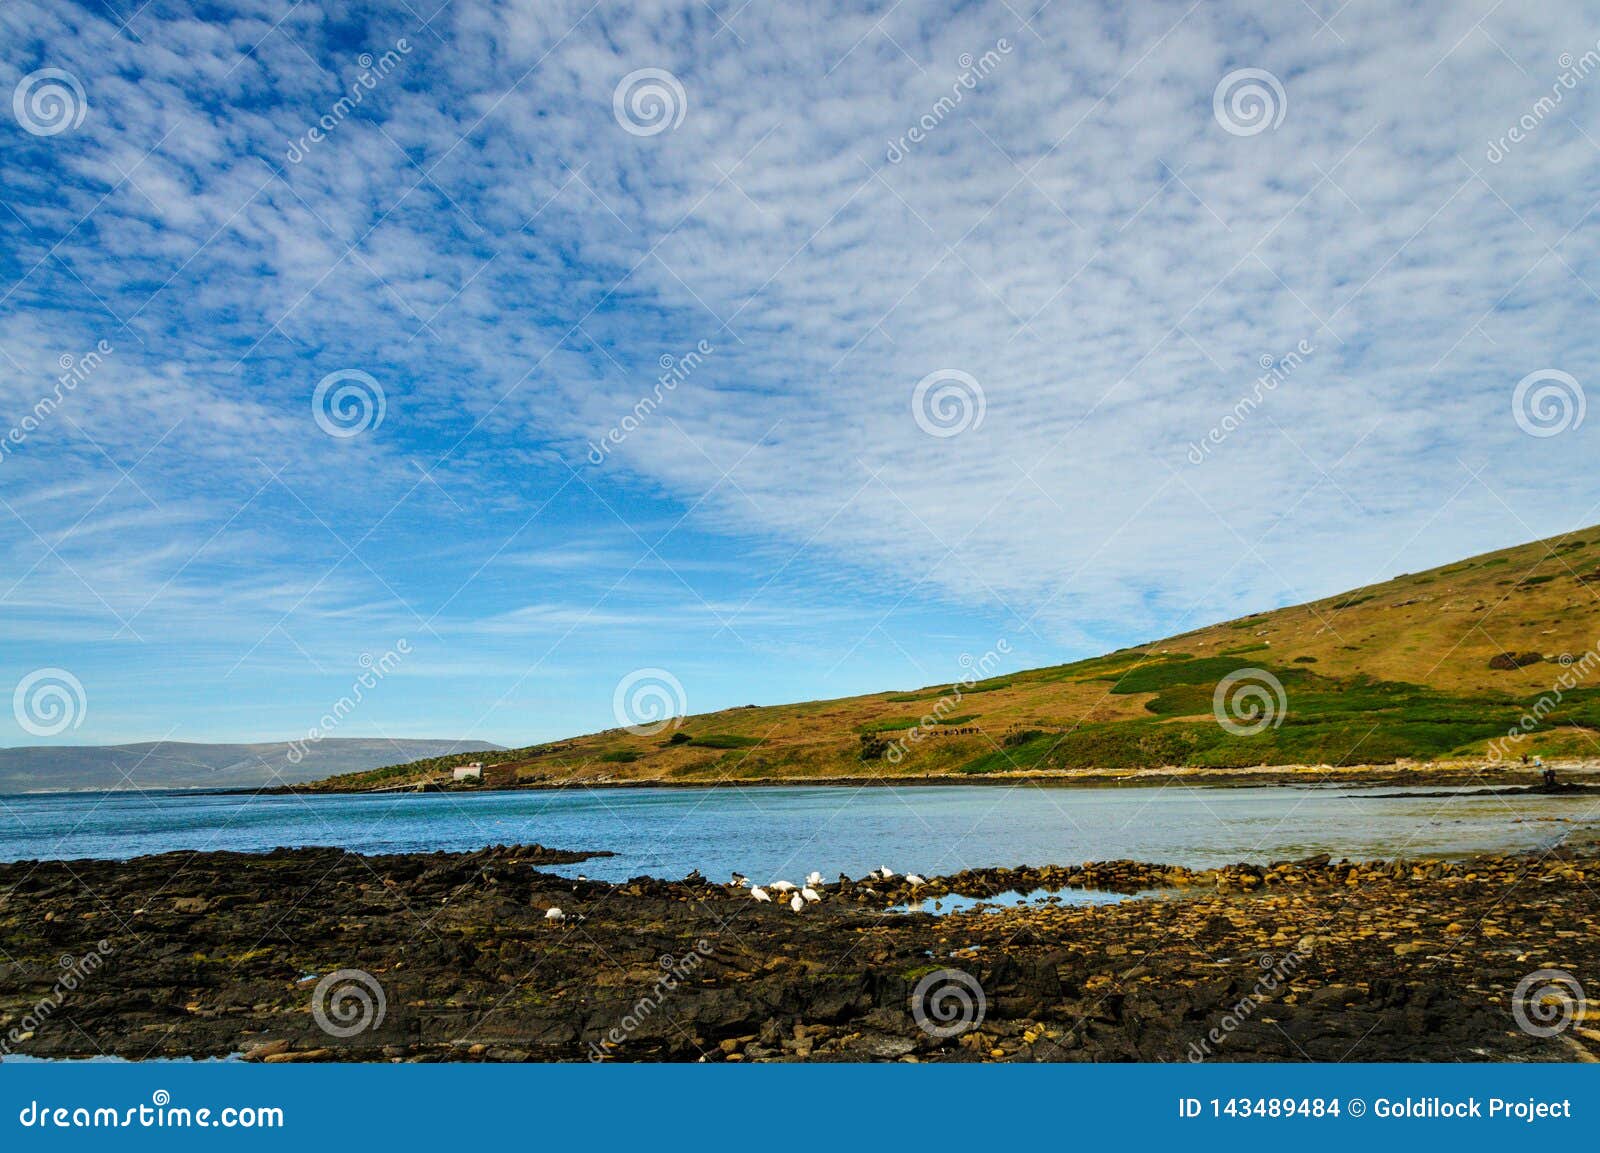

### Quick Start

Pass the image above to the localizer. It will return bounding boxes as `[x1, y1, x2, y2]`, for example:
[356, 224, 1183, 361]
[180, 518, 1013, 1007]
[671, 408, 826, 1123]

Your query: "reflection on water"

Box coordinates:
[0, 783, 1592, 883]
[889, 886, 1155, 916]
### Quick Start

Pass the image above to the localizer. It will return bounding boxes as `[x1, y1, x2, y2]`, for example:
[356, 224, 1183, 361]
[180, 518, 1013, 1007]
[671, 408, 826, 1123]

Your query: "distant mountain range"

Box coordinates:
[0, 739, 504, 794]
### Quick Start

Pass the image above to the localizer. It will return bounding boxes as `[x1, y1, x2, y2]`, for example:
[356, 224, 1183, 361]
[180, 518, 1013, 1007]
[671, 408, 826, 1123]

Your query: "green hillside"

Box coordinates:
[313, 525, 1600, 791]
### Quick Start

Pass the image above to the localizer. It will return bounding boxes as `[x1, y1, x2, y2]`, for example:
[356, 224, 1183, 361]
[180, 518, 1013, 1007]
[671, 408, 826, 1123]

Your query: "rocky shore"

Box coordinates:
[2, 843, 1596, 1063]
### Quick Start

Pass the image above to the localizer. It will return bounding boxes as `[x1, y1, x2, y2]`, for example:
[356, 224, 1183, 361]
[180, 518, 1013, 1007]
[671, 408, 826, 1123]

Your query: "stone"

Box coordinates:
[241, 1039, 290, 1061]
[262, 1048, 331, 1063]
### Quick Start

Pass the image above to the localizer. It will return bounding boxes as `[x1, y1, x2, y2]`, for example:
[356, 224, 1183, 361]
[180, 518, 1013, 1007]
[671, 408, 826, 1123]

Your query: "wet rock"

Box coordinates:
[263, 1048, 331, 1063]
[847, 1032, 918, 1059]
[241, 1039, 290, 1061]
[3, 842, 1597, 1063]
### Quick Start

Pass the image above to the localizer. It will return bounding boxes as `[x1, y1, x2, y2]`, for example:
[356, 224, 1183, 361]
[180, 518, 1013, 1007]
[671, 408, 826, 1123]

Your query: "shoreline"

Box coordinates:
[3, 839, 1597, 1063]
[7, 759, 1595, 801]
[271, 758, 1600, 797]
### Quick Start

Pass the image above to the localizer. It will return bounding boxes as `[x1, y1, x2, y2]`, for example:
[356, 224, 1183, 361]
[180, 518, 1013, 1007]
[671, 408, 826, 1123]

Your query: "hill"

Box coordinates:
[0, 739, 503, 794]
[314, 526, 1600, 791]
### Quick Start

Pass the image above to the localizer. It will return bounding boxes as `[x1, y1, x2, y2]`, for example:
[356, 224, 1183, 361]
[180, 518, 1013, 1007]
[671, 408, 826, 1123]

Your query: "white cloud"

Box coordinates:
[3, 0, 1598, 741]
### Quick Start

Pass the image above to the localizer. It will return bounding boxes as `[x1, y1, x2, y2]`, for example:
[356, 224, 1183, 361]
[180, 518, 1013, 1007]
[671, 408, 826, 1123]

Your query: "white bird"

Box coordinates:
[877, 866, 896, 880]
[750, 886, 771, 903]
[770, 880, 797, 893]
[805, 871, 824, 887]
[544, 907, 565, 922]
[789, 892, 805, 913]
[801, 887, 822, 903]
[905, 874, 926, 887]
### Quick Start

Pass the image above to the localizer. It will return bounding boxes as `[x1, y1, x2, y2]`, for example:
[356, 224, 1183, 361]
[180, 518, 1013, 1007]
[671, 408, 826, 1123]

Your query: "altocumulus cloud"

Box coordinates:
[1, 0, 1597, 742]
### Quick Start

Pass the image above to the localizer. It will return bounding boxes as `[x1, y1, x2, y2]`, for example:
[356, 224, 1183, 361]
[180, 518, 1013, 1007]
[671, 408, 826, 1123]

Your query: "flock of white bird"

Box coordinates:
[737, 866, 925, 913]
[541, 865, 932, 923]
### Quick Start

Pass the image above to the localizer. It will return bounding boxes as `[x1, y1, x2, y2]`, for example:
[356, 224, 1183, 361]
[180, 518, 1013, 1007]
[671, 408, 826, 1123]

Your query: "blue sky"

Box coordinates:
[1, 0, 1597, 748]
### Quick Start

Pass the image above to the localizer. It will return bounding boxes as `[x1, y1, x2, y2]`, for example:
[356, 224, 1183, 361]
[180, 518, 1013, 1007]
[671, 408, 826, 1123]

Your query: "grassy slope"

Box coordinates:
[316, 526, 1600, 790]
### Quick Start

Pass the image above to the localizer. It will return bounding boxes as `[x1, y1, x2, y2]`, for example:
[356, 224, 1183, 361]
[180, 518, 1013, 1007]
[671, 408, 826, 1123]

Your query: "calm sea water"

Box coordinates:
[1, 784, 1593, 882]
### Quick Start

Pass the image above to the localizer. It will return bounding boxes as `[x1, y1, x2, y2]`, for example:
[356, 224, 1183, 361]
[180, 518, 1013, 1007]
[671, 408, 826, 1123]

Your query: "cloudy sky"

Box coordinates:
[1, 0, 1597, 748]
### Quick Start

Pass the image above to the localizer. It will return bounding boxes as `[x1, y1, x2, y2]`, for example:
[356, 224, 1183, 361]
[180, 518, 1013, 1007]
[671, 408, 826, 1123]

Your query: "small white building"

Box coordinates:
[452, 762, 484, 782]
